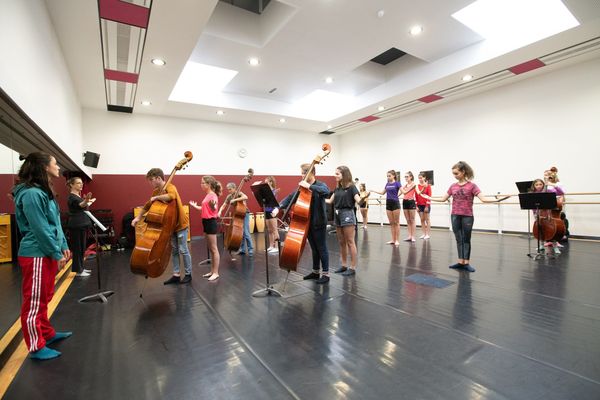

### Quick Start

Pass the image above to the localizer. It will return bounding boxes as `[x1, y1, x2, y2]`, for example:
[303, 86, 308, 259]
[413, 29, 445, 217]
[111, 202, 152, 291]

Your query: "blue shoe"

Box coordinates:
[30, 346, 61, 360]
[463, 264, 476, 273]
[47, 331, 72, 345]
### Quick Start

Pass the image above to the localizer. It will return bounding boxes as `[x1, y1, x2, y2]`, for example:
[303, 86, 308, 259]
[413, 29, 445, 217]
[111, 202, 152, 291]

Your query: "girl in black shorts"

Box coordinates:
[358, 183, 370, 230]
[400, 171, 417, 242]
[370, 170, 402, 245]
[327, 166, 362, 276]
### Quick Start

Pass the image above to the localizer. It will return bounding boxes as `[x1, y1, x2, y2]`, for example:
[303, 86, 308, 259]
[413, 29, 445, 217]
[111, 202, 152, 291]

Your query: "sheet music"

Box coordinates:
[84, 211, 108, 232]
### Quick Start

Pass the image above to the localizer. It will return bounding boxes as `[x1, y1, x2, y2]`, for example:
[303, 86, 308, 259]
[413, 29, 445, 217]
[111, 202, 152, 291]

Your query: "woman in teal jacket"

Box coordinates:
[13, 152, 72, 360]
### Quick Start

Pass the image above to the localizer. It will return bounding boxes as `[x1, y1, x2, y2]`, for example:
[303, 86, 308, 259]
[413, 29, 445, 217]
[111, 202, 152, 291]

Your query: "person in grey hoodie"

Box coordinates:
[13, 152, 72, 360]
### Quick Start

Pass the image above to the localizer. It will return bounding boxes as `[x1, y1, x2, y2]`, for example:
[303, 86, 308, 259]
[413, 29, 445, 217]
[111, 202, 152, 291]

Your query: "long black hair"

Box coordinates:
[16, 152, 55, 199]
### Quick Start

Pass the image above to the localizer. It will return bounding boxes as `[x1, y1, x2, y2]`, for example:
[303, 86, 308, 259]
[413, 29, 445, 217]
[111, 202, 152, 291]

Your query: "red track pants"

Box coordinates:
[19, 256, 58, 352]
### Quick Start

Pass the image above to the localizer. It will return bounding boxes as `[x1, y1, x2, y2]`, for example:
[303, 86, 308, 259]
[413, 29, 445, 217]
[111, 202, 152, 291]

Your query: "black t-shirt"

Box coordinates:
[66, 193, 92, 229]
[334, 185, 359, 210]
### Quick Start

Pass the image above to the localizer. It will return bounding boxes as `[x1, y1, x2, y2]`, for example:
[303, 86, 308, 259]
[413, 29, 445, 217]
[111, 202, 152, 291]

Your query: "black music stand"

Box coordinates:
[516, 181, 534, 255]
[250, 183, 282, 297]
[79, 211, 115, 303]
[516, 181, 534, 194]
[518, 192, 557, 260]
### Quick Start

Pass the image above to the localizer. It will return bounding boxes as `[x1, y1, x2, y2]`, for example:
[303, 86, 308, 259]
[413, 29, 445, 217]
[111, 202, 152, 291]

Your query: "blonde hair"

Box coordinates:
[202, 176, 222, 196]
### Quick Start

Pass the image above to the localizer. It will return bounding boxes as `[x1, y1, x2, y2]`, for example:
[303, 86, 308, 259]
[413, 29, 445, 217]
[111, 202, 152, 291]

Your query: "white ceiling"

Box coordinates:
[45, 0, 600, 133]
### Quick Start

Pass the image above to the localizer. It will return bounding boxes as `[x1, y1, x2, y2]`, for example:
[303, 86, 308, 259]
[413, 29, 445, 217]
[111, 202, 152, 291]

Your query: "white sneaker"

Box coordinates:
[423, 235, 430, 240]
[419, 235, 425, 239]
[83, 269, 92, 274]
[268, 247, 279, 253]
[76, 271, 91, 277]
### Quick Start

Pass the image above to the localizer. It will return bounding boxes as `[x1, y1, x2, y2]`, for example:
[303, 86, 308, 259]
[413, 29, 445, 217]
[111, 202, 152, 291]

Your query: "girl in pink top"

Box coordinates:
[415, 172, 432, 239]
[399, 171, 417, 242]
[189, 176, 222, 281]
[421, 161, 506, 273]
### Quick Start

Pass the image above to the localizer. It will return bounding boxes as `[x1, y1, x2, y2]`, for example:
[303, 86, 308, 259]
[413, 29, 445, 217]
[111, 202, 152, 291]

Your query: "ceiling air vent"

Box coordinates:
[219, 0, 272, 14]
[370, 48, 406, 66]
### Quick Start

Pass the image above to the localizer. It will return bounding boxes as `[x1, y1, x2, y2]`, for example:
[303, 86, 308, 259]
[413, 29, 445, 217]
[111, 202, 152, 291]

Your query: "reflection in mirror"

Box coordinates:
[0, 119, 22, 345]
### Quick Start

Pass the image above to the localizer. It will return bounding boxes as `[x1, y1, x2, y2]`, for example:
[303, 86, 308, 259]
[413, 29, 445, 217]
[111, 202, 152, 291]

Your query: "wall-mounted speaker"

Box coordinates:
[83, 151, 100, 168]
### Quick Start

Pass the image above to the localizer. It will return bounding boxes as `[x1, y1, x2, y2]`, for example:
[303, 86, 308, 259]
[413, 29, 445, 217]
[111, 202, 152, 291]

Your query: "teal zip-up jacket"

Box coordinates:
[13, 183, 68, 260]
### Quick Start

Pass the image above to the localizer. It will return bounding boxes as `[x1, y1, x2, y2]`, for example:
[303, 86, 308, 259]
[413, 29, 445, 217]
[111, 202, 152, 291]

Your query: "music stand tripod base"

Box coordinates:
[252, 286, 283, 297]
[79, 291, 115, 303]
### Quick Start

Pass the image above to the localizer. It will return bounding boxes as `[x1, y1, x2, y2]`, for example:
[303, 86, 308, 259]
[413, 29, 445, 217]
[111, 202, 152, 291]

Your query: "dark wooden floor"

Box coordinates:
[4, 227, 600, 400]
[0, 262, 21, 335]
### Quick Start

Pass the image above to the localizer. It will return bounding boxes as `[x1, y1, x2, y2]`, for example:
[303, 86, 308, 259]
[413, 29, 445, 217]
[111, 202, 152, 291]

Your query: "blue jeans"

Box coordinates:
[307, 225, 329, 273]
[171, 227, 192, 275]
[240, 212, 254, 254]
[451, 215, 474, 260]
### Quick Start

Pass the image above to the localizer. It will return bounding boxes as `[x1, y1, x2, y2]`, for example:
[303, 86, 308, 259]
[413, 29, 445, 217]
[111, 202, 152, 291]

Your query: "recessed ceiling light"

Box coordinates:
[216, 110, 225, 116]
[325, 77, 334, 84]
[409, 25, 423, 36]
[279, 118, 286, 123]
[377, 10, 385, 18]
[151, 58, 166, 66]
[377, 105, 385, 111]
[141, 100, 151, 106]
[248, 57, 260, 66]
[327, 125, 332, 129]
[462, 74, 474, 82]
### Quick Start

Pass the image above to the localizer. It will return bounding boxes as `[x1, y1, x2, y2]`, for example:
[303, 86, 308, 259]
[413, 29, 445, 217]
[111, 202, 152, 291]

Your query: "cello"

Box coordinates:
[223, 168, 254, 251]
[130, 151, 193, 278]
[279, 144, 331, 271]
[533, 193, 566, 243]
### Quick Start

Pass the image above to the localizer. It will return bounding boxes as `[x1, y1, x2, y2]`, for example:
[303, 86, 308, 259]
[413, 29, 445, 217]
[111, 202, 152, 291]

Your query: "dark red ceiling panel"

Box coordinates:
[358, 115, 380, 122]
[418, 94, 443, 103]
[104, 69, 139, 83]
[509, 59, 546, 75]
[99, 0, 150, 29]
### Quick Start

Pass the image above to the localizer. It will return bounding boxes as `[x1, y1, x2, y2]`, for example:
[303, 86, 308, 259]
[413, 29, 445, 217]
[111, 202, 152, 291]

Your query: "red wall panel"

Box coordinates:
[85, 174, 336, 238]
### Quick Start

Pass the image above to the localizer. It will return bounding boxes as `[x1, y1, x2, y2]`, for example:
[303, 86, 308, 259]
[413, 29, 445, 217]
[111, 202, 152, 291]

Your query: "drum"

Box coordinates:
[249, 213, 255, 233]
[255, 212, 265, 233]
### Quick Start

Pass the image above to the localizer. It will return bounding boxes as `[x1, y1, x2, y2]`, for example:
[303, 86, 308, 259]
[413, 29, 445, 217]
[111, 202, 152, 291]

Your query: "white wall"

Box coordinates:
[339, 56, 600, 237]
[0, 0, 87, 173]
[82, 109, 340, 176]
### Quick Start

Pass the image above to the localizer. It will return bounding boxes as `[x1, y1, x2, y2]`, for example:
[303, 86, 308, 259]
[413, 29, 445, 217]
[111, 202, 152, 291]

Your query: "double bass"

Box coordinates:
[533, 192, 566, 242]
[279, 144, 331, 271]
[130, 151, 193, 278]
[223, 168, 254, 251]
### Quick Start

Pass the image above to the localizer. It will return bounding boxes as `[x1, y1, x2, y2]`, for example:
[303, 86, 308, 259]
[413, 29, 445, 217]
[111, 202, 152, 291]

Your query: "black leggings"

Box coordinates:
[451, 215, 474, 260]
[307, 225, 329, 273]
[68, 227, 88, 273]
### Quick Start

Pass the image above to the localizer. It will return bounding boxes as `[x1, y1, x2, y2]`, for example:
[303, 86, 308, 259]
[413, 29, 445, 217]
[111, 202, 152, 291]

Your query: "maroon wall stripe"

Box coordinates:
[104, 69, 139, 84]
[84, 174, 336, 238]
[99, 0, 150, 29]
[1, 174, 336, 238]
[509, 59, 546, 75]
[358, 115, 380, 123]
[418, 94, 443, 103]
